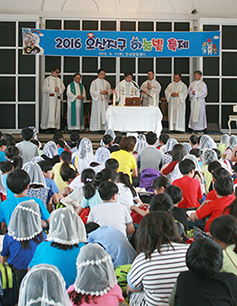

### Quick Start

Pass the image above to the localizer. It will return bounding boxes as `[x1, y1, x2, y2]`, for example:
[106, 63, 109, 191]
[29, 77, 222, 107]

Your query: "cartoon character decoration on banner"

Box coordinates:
[22, 28, 44, 55]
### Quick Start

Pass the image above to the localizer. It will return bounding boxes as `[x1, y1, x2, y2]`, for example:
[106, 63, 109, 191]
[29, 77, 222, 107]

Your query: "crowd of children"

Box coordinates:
[0, 127, 237, 305]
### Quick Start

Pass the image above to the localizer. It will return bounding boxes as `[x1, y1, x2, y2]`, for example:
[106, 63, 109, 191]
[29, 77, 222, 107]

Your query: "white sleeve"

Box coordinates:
[90, 80, 100, 102]
[58, 79, 65, 95]
[195, 83, 207, 99]
[179, 84, 188, 103]
[67, 84, 77, 103]
[165, 84, 172, 102]
[82, 85, 87, 101]
[43, 77, 54, 93]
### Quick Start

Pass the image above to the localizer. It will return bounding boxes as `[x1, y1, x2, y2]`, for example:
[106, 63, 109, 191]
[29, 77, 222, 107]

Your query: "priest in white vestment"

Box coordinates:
[114, 71, 140, 105]
[141, 70, 161, 106]
[66, 73, 86, 131]
[165, 74, 188, 132]
[188, 70, 207, 132]
[41, 67, 65, 131]
[90, 68, 112, 131]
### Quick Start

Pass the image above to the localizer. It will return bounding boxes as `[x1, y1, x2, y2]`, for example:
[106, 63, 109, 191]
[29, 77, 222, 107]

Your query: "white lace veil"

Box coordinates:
[183, 154, 201, 172]
[94, 147, 111, 164]
[182, 142, 192, 155]
[229, 135, 237, 150]
[22, 162, 46, 187]
[219, 134, 230, 146]
[75, 138, 94, 174]
[74, 243, 117, 296]
[47, 207, 87, 245]
[201, 148, 218, 166]
[134, 134, 148, 154]
[8, 200, 42, 241]
[199, 135, 217, 150]
[43, 141, 58, 158]
[18, 264, 71, 306]
[165, 138, 178, 153]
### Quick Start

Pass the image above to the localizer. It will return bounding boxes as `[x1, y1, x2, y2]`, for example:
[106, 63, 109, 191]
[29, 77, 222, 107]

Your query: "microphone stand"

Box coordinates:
[131, 80, 152, 99]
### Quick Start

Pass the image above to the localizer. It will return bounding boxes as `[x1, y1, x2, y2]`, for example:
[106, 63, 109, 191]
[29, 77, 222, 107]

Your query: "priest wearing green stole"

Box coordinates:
[66, 73, 86, 131]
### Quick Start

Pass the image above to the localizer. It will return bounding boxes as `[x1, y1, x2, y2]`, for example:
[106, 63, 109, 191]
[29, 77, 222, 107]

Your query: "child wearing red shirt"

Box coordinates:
[189, 176, 235, 232]
[172, 159, 202, 209]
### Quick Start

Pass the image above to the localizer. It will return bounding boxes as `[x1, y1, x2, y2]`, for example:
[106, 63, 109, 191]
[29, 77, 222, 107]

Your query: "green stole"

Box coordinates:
[70, 81, 84, 126]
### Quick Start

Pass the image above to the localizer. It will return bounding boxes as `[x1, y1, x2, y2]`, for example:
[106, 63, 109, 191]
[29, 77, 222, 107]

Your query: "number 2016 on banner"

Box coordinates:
[55, 37, 82, 49]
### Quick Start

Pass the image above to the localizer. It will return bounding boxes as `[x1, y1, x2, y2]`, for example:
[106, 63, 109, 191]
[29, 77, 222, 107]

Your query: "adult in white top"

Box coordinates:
[90, 68, 112, 131]
[140, 70, 161, 106]
[114, 71, 140, 105]
[188, 70, 208, 132]
[165, 73, 188, 132]
[41, 67, 65, 131]
[66, 73, 86, 131]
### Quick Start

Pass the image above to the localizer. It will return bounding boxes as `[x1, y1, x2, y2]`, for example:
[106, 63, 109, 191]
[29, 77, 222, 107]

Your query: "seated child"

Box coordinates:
[68, 131, 80, 154]
[169, 238, 237, 306]
[68, 243, 124, 306]
[87, 181, 135, 237]
[172, 159, 202, 208]
[16, 127, 38, 164]
[86, 222, 136, 269]
[165, 185, 188, 232]
[189, 176, 235, 232]
[0, 200, 47, 270]
[189, 134, 199, 148]
[210, 215, 237, 276]
[0, 169, 50, 227]
[157, 132, 169, 153]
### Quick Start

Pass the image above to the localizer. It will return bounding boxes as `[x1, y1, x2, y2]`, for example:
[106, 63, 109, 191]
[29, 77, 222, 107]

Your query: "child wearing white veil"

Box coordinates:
[199, 134, 217, 151]
[29, 207, 87, 288]
[41, 141, 60, 166]
[23, 162, 49, 209]
[0, 200, 47, 270]
[100, 129, 116, 147]
[73, 138, 94, 174]
[223, 135, 237, 160]
[68, 243, 124, 305]
[18, 264, 71, 306]
[164, 138, 178, 164]
[201, 149, 218, 194]
[218, 134, 230, 157]
[92, 147, 111, 174]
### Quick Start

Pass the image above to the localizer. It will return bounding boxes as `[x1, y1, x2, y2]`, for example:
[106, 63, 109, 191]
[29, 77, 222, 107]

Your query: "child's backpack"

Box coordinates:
[0, 263, 27, 306]
[115, 264, 132, 302]
[139, 168, 160, 193]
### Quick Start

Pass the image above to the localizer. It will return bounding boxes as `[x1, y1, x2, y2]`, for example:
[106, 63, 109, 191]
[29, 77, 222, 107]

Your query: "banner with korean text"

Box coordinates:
[22, 28, 220, 58]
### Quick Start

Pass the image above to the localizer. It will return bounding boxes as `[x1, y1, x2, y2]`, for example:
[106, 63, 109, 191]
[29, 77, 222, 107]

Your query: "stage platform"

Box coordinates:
[10, 132, 226, 151]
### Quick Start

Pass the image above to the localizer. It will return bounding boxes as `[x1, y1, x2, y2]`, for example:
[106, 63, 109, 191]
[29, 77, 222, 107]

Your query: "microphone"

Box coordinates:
[131, 80, 152, 98]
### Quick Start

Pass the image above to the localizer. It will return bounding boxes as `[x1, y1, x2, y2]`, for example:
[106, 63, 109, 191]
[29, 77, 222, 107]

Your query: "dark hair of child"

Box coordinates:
[214, 176, 233, 197]
[189, 134, 199, 146]
[210, 215, 237, 254]
[95, 168, 117, 187]
[60, 150, 71, 162]
[149, 193, 174, 214]
[213, 148, 222, 160]
[3, 134, 16, 147]
[5, 146, 19, 159]
[159, 133, 169, 145]
[152, 175, 170, 191]
[85, 222, 100, 234]
[0, 139, 7, 147]
[38, 160, 53, 173]
[189, 148, 201, 158]
[69, 132, 80, 149]
[224, 187, 237, 218]
[55, 139, 65, 149]
[0, 161, 13, 174]
[208, 161, 221, 174]
[117, 172, 136, 197]
[114, 136, 122, 145]
[135, 211, 180, 259]
[105, 158, 119, 171]
[53, 131, 63, 141]
[21, 127, 33, 141]
[186, 238, 223, 279]
[103, 134, 113, 146]
[21, 232, 44, 250]
[10, 156, 23, 170]
[60, 161, 77, 182]
[212, 167, 229, 180]
[90, 162, 99, 168]
[81, 168, 96, 200]
[165, 185, 183, 205]
[98, 181, 119, 201]
[179, 159, 195, 175]
[7, 169, 30, 194]
[145, 132, 157, 145]
[172, 144, 186, 162]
